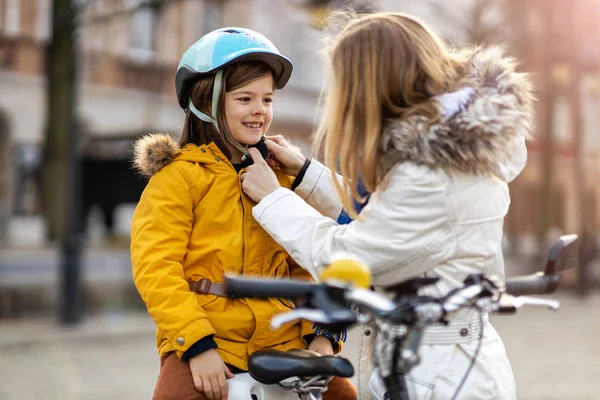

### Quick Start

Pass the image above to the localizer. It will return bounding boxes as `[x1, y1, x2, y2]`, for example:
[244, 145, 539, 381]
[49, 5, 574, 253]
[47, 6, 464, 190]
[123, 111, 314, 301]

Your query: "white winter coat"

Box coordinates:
[252, 47, 534, 399]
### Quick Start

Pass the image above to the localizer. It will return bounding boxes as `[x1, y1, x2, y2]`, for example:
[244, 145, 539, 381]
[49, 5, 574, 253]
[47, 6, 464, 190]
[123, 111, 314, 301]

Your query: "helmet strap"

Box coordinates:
[211, 70, 223, 124]
[188, 69, 223, 131]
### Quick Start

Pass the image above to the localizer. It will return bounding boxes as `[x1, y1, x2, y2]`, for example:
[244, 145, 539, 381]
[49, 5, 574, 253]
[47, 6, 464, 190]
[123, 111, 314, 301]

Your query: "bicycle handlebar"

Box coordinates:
[504, 273, 560, 296]
[225, 272, 561, 326]
[226, 276, 315, 299]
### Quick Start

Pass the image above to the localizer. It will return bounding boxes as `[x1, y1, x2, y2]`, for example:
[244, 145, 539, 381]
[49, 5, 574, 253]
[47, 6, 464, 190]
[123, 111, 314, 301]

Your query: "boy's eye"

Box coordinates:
[264, 98, 273, 103]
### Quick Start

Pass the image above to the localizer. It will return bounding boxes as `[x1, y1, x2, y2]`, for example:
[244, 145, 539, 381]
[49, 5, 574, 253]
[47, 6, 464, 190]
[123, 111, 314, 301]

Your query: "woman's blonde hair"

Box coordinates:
[180, 62, 273, 159]
[313, 12, 467, 219]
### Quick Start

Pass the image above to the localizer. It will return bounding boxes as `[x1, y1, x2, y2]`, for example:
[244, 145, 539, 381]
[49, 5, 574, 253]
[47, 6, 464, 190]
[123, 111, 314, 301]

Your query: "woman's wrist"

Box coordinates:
[282, 154, 304, 176]
[291, 159, 311, 191]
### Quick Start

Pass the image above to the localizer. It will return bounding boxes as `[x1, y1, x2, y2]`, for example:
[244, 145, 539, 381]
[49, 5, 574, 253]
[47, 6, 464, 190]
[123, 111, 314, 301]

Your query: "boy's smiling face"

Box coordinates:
[225, 73, 274, 146]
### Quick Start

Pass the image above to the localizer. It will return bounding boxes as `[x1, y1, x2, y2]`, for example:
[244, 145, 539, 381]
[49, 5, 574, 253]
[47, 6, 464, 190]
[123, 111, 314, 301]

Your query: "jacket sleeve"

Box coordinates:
[253, 164, 455, 287]
[293, 159, 344, 220]
[131, 164, 216, 357]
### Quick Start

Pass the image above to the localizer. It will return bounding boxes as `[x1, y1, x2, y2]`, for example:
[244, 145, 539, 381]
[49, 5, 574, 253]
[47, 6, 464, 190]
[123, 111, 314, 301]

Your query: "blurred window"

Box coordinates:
[518, 184, 566, 236]
[585, 190, 598, 232]
[13, 145, 42, 217]
[4, 0, 21, 36]
[201, 0, 222, 35]
[128, 0, 157, 61]
[35, 0, 50, 40]
[552, 96, 571, 143]
[0, 116, 9, 200]
[286, 23, 322, 92]
[582, 77, 600, 151]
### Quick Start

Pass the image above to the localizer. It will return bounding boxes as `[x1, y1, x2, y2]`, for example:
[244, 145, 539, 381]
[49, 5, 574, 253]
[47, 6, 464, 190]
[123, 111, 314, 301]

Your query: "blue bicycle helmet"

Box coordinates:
[175, 27, 293, 130]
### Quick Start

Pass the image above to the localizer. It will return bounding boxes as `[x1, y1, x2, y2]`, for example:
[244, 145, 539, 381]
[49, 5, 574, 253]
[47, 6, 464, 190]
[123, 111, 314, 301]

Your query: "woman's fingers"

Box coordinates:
[266, 158, 280, 168]
[267, 134, 286, 145]
[264, 139, 306, 177]
[265, 138, 285, 154]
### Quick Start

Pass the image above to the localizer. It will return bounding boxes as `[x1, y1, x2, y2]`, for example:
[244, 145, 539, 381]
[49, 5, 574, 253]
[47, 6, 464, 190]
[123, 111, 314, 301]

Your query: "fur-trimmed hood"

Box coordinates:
[132, 133, 180, 178]
[132, 133, 219, 178]
[379, 46, 535, 182]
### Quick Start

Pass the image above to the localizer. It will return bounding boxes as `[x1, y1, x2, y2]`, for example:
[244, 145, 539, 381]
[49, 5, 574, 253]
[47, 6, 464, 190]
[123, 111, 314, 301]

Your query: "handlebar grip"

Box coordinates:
[225, 276, 315, 299]
[504, 274, 560, 296]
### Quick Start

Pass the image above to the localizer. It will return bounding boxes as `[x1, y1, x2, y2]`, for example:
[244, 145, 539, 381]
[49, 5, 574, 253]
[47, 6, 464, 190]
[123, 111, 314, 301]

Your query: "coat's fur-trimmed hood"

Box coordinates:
[379, 46, 535, 180]
[132, 133, 182, 178]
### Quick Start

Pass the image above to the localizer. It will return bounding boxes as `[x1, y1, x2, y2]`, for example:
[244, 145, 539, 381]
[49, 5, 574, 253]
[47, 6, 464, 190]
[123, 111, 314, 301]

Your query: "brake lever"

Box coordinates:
[495, 294, 560, 313]
[345, 287, 396, 315]
[270, 308, 331, 330]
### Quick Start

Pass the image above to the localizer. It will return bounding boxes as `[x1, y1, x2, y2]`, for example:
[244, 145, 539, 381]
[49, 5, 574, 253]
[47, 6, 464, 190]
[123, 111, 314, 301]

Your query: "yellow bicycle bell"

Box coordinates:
[319, 259, 372, 289]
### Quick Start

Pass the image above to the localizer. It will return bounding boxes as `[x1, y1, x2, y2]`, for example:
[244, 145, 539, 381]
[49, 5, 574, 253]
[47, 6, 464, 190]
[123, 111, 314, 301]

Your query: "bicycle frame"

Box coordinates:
[226, 235, 578, 400]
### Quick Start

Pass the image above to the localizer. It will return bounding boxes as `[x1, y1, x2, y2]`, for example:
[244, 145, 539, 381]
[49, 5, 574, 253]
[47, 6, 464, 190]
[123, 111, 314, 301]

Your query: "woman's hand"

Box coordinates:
[265, 135, 307, 177]
[189, 349, 234, 400]
[308, 335, 335, 356]
[241, 147, 282, 203]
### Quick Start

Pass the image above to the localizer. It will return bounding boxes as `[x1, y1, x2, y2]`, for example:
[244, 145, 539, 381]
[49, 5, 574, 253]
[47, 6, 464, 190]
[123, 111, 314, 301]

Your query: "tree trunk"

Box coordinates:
[44, 0, 83, 324]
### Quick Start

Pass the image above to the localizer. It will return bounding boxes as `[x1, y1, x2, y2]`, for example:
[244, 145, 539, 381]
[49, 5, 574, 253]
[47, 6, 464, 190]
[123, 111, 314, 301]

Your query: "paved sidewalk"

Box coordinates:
[492, 293, 600, 400]
[0, 311, 157, 400]
[0, 311, 154, 347]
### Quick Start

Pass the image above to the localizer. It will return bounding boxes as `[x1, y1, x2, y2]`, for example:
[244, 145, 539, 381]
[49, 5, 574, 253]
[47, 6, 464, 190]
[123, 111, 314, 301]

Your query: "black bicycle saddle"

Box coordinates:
[248, 349, 354, 385]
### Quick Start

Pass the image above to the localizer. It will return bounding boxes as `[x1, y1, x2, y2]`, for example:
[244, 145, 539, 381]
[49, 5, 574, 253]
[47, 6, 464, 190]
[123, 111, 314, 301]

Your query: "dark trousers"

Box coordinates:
[153, 352, 358, 400]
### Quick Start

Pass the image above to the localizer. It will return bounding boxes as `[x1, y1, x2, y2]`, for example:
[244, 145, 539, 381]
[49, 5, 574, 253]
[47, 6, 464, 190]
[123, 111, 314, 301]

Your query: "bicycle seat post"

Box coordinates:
[288, 375, 332, 400]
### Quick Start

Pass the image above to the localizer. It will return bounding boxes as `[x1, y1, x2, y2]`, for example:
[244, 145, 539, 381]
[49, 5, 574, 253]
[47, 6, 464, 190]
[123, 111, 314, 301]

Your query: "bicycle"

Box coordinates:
[223, 234, 578, 400]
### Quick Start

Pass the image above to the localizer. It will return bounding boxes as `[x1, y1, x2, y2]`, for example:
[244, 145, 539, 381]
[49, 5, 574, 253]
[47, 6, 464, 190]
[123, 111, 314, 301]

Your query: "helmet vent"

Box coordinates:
[223, 29, 240, 34]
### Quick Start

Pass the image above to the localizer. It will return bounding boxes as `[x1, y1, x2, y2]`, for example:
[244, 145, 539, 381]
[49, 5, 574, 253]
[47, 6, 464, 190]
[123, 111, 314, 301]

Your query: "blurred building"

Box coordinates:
[0, 0, 324, 246]
[501, 0, 600, 254]
[0, 0, 599, 251]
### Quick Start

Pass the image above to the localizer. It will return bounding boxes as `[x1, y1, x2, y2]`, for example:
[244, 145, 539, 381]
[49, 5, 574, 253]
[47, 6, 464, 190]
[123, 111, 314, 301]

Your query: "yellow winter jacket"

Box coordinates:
[130, 134, 316, 370]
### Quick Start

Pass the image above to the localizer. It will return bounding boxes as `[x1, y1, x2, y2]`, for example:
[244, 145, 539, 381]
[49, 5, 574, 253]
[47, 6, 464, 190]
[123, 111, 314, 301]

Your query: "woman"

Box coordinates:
[241, 12, 533, 400]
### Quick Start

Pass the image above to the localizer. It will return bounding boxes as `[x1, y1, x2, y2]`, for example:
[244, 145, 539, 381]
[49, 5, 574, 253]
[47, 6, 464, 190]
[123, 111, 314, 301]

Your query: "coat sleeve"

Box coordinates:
[131, 164, 216, 357]
[253, 164, 455, 287]
[293, 159, 344, 220]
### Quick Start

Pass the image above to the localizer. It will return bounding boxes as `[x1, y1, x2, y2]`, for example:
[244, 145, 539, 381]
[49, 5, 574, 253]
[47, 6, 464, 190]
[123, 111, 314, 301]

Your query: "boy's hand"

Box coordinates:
[189, 349, 234, 400]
